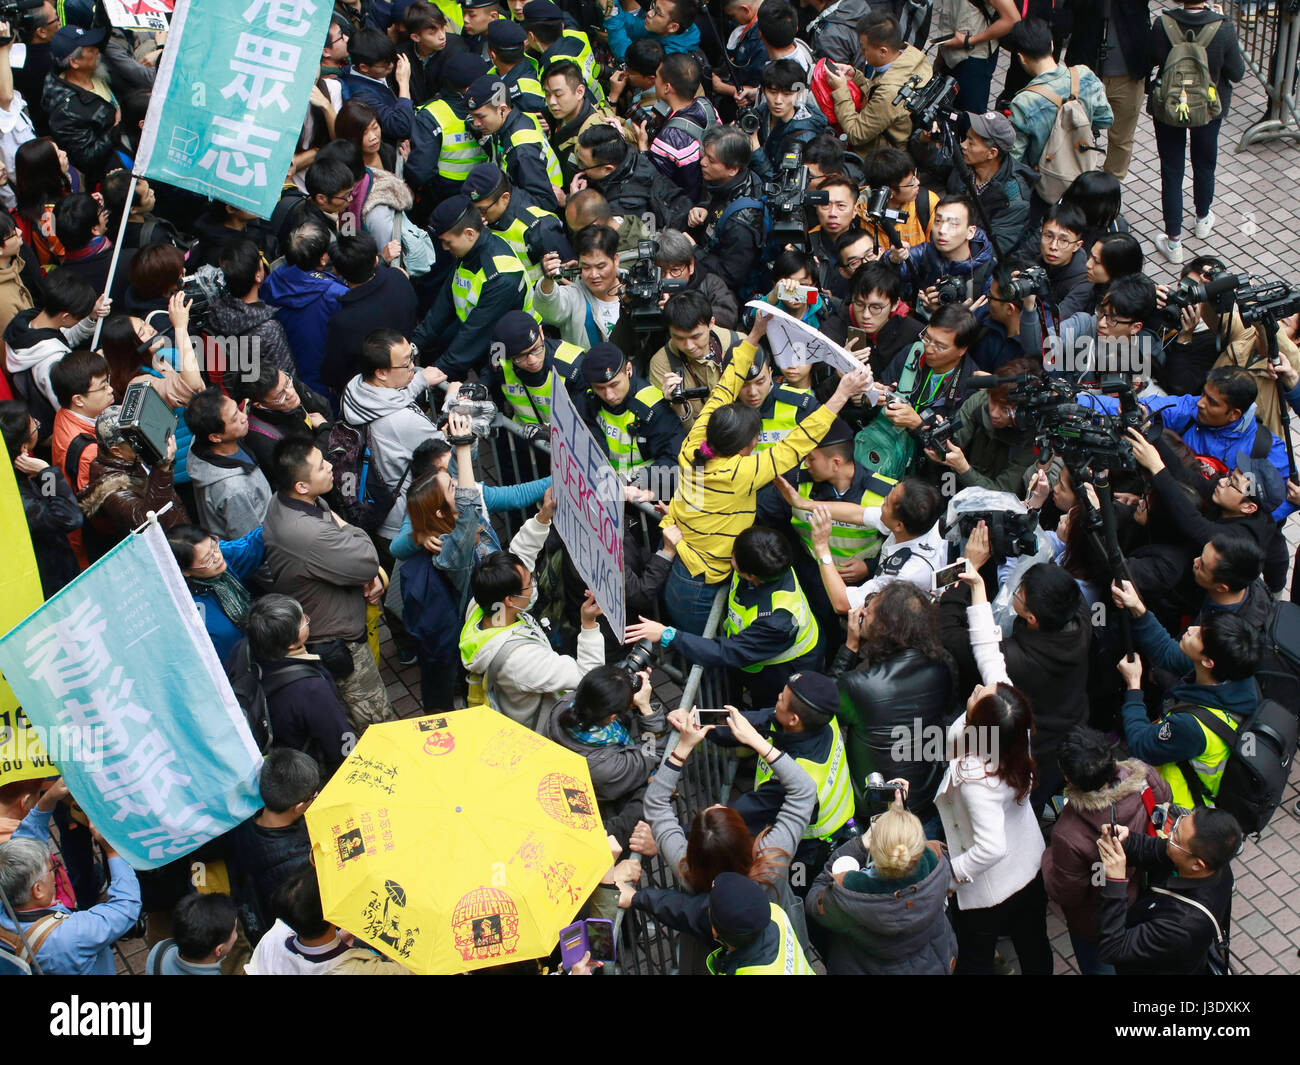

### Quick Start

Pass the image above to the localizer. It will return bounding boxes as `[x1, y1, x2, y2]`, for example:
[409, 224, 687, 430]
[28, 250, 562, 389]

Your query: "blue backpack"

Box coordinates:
[710, 195, 773, 301]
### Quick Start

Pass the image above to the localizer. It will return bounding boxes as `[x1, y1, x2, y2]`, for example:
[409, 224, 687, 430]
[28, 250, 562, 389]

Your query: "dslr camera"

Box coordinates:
[0, 0, 45, 44]
[1000, 265, 1050, 303]
[629, 99, 671, 140]
[616, 639, 655, 693]
[910, 407, 959, 455]
[763, 145, 829, 253]
[1163, 271, 1241, 316]
[736, 105, 762, 135]
[442, 382, 498, 440]
[933, 274, 968, 306]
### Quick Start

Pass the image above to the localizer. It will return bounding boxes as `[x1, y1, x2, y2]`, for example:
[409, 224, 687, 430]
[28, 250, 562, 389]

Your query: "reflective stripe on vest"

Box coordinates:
[420, 98, 488, 181]
[707, 903, 816, 975]
[1158, 704, 1238, 810]
[754, 397, 803, 451]
[432, 0, 464, 31]
[754, 717, 853, 839]
[598, 384, 664, 475]
[723, 570, 820, 672]
[562, 30, 604, 102]
[497, 124, 563, 190]
[789, 475, 895, 562]
[501, 342, 585, 425]
[495, 205, 557, 284]
[452, 253, 536, 322]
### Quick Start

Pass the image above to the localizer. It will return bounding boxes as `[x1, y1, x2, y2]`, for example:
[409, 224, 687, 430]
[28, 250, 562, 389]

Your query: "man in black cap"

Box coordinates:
[464, 162, 571, 284]
[488, 309, 586, 435]
[42, 24, 117, 183]
[460, 0, 502, 61]
[486, 18, 545, 118]
[706, 872, 815, 975]
[465, 74, 563, 212]
[521, 0, 604, 105]
[573, 342, 683, 497]
[406, 52, 491, 211]
[397, 0, 465, 106]
[413, 195, 538, 378]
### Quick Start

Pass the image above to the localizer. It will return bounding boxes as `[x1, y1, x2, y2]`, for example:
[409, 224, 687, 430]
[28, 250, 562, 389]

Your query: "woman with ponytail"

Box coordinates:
[662, 312, 875, 633]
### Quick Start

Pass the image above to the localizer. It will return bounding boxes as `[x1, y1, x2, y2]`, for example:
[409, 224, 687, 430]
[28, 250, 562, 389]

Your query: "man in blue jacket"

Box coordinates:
[0, 778, 141, 975]
[261, 223, 349, 398]
[886, 194, 994, 313]
[602, 0, 701, 60]
[337, 27, 416, 143]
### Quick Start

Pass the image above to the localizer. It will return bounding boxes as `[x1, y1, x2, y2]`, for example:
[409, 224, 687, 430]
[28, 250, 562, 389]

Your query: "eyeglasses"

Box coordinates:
[841, 255, 870, 272]
[267, 376, 295, 405]
[851, 298, 890, 315]
[194, 543, 223, 571]
[1167, 813, 1194, 856]
[1098, 309, 1135, 326]
[86, 380, 113, 394]
[920, 329, 952, 353]
[895, 177, 921, 190]
[1041, 230, 1081, 248]
[390, 356, 415, 372]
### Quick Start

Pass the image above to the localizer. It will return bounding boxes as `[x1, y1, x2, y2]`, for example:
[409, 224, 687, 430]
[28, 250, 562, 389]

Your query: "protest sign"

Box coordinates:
[0, 523, 262, 869]
[134, 0, 334, 218]
[104, 0, 175, 31]
[0, 451, 49, 787]
[548, 373, 626, 641]
[746, 301, 867, 376]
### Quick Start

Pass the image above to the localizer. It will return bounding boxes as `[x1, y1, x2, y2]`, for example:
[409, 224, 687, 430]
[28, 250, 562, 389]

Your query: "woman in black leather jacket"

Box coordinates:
[830, 581, 957, 833]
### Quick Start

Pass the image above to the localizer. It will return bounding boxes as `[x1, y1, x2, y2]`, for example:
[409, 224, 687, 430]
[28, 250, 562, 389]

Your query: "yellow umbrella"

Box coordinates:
[306, 707, 613, 974]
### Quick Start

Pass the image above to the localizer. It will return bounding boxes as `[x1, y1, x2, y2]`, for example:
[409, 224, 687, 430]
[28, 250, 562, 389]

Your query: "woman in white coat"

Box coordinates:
[934, 521, 1053, 975]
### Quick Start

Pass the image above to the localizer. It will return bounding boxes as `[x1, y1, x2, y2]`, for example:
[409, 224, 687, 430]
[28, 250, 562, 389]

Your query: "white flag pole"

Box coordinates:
[91, 173, 138, 349]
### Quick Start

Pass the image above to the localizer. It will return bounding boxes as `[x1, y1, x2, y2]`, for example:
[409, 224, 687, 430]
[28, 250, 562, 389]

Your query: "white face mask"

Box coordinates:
[512, 585, 538, 612]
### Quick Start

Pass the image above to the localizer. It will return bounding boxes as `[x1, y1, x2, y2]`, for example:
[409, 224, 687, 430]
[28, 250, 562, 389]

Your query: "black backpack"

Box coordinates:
[322, 420, 399, 533]
[222, 638, 319, 753]
[1175, 699, 1299, 835]
[1256, 600, 1300, 713]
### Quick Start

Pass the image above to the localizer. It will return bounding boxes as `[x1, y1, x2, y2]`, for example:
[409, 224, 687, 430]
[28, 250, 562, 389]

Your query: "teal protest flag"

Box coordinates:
[0, 522, 262, 869]
[134, 0, 334, 219]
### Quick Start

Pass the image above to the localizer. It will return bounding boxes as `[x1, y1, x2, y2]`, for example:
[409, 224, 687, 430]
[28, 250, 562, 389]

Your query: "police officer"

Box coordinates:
[414, 195, 539, 378]
[464, 162, 572, 284]
[520, 0, 605, 105]
[706, 872, 816, 975]
[406, 53, 491, 212]
[576, 343, 684, 498]
[460, 0, 501, 61]
[465, 74, 564, 212]
[486, 18, 546, 119]
[626, 525, 823, 710]
[489, 310, 585, 434]
[737, 345, 818, 456]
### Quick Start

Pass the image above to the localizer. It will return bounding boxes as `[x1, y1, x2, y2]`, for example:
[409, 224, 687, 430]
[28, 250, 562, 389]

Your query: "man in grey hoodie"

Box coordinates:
[184, 387, 273, 541]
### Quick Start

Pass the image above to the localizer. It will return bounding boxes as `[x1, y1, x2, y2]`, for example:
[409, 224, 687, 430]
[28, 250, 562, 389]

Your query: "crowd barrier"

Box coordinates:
[1227, 0, 1300, 148]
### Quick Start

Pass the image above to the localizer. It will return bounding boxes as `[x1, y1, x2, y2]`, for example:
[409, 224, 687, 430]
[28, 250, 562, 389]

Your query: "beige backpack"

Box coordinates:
[1025, 67, 1102, 203]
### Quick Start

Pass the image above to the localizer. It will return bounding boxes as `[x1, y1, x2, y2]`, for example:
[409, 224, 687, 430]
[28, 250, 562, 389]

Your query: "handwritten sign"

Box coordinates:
[549, 373, 626, 641]
[747, 300, 866, 376]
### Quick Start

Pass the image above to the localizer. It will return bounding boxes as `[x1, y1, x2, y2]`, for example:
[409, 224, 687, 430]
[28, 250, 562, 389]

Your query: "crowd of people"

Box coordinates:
[0, 0, 1296, 979]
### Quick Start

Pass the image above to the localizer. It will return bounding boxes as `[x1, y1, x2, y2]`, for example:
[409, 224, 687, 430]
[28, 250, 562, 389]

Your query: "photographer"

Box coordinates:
[692, 125, 767, 297]
[969, 269, 1044, 371]
[859, 147, 940, 251]
[1034, 273, 1158, 384]
[576, 122, 691, 232]
[460, 488, 607, 730]
[947, 111, 1035, 261]
[879, 304, 983, 427]
[930, 0, 1021, 114]
[627, 526, 825, 709]
[748, 59, 828, 185]
[650, 289, 744, 431]
[930, 358, 1041, 494]
[760, 250, 830, 330]
[652, 229, 739, 329]
[464, 162, 573, 286]
[887, 195, 994, 313]
[642, 53, 718, 202]
[538, 224, 636, 351]
[575, 342, 685, 492]
[822, 11, 932, 155]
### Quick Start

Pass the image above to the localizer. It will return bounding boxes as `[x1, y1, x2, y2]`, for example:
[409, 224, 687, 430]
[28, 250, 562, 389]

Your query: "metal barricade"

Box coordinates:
[1225, 0, 1300, 149]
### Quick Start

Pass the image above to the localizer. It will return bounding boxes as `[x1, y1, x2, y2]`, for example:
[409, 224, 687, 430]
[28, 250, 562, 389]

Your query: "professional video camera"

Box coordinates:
[442, 382, 498, 439]
[893, 73, 959, 131]
[629, 99, 671, 140]
[953, 509, 1041, 560]
[0, 0, 45, 44]
[1001, 265, 1050, 303]
[910, 407, 958, 455]
[763, 145, 829, 253]
[618, 239, 687, 332]
[933, 274, 968, 306]
[1235, 280, 1300, 327]
[179, 265, 225, 333]
[863, 186, 906, 227]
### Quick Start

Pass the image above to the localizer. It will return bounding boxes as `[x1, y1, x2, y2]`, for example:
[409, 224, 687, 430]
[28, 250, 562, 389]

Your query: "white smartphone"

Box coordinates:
[931, 559, 970, 594]
[692, 708, 733, 727]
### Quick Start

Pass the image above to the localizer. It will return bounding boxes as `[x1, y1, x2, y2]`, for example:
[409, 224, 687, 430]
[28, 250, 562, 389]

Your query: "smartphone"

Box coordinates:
[1110, 802, 1118, 841]
[777, 279, 818, 305]
[692, 708, 732, 726]
[585, 918, 616, 963]
[931, 559, 969, 594]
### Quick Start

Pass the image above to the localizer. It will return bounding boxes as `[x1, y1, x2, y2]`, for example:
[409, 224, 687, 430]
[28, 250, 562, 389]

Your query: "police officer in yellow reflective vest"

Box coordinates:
[465, 74, 563, 213]
[464, 163, 572, 286]
[626, 526, 825, 710]
[487, 19, 546, 118]
[576, 343, 685, 496]
[737, 345, 818, 460]
[521, 0, 606, 105]
[1116, 596, 1262, 813]
[489, 310, 585, 433]
[406, 53, 491, 208]
[706, 872, 816, 975]
[459, 0, 499, 61]
[414, 195, 539, 378]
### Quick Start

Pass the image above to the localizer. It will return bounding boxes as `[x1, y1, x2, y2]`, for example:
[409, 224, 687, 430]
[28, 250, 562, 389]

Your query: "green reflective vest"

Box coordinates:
[419, 97, 488, 182]
[459, 605, 524, 705]
[562, 29, 604, 103]
[432, 0, 464, 31]
[494, 204, 559, 284]
[707, 903, 817, 975]
[597, 384, 665, 476]
[452, 248, 537, 323]
[723, 570, 820, 673]
[754, 392, 806, 451]
[755, 717, 854, 841]
[495, 123, 563, 191]
[1159, 704, 1239, 810]
[500, 342, 585, 425]
[789, 473, 895, 562]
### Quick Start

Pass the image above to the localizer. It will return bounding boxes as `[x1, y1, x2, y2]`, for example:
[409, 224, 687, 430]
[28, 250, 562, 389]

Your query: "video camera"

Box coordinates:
[952, 509, 1040, 561]
[618, 239, 687, 333]
[180, 265, 225, 333]
[763, 146, 829, 254]
[441, 382, 498, 440]
[910, 407, 959, 455]
[0, 0, 46, 44]
[893, 73, 959, 131]
[1235, 280, 1300, 328]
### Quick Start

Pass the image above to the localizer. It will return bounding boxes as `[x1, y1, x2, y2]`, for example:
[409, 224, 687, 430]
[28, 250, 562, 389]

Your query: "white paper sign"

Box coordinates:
[747, 301, 883, 403]
[548, 372, 626, 641]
